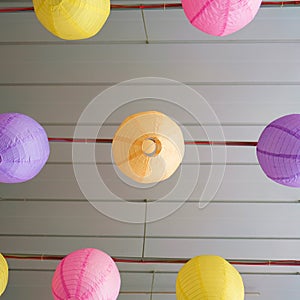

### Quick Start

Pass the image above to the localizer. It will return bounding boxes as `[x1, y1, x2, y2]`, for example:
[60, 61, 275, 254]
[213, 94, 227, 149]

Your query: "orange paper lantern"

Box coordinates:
[112, 111, 185, 183]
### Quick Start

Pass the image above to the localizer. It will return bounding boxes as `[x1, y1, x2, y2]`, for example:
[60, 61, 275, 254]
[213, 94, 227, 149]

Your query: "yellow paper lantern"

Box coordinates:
[112, 111, 185, 183]
[33, 0, 110, 40]
[0, 253, 8, 296]
[176, 255, 244, 300]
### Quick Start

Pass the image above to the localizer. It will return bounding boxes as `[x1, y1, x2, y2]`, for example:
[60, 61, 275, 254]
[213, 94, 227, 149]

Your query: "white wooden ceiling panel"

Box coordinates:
[144, 238, 300, 260]
[1, 271, 53, 300]
[242, 274, 300, 299]
[6, 259, 58, 270]
[1, 85, 300, 124]
[0, 10, 145, 42]
[152, 272, 179, 293]
[0, 236, 142, 257]
[146, 202, 300, 238]
[5, 202, 300, 239]
[203, 165, 300, 201]
[150, 295, 174, 300]
[1, 165, 299, 201]
[0, 86, 101, 124]
[0, 201, 144, 236]
[144, 7, 300, 42]
[120, 273, 153, 293]
[1, 43, 300, 84]
[118, 294, 150, 300]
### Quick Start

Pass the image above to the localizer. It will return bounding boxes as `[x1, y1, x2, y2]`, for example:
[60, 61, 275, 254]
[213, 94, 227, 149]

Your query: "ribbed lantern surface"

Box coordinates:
[33, 0, 110, 40]
[176, 255, 244, 299]
[52, 248, 121, 300]
[257, 114, 300, 187]
[181, 0, 262, 36]
[0, 113, 50, 183]
[112, 111, 185, 183]
[0, 253, 8, 296]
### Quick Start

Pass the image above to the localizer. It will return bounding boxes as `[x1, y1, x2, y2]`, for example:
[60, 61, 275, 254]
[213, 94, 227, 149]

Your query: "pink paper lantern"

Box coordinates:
[257, 114, 300, 187]
[52, 248, 121, 300]
[181, 0, 262, 36]
[0, 112, 50, 183]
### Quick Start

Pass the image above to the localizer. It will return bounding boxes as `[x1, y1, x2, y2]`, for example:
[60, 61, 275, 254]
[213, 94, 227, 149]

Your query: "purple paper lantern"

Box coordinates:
[0, 113, 50, 183]
[181, 0, 262, 36]
[257, 114, 300, 187]
[52, 248, 121, 300]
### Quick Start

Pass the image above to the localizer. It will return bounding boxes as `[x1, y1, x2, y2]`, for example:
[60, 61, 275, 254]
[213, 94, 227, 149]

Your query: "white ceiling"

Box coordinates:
[1, 0, 300, 299]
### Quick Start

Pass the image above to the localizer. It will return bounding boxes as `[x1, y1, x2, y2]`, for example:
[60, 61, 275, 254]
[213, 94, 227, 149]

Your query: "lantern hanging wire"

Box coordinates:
[48, 137, 257, 147]
[1, 1, 300, 13]
[4, 253, 300, 266]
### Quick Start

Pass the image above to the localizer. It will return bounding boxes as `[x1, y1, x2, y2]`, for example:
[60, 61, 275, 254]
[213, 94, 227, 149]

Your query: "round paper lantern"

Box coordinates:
[181, 0, 262, 36]
[112, 111, 185, 183]
[52, 248, 121, 300]
[0, 253, 8, 296]
[176, 255, 244, 300]
[257, 114, 300, 187]
[0, 113, 50, 183]
[33, 0, 110, 40]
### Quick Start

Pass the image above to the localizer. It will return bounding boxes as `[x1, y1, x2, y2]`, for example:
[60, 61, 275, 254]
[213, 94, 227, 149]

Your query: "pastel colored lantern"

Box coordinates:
[33, 0, 110, 40]
[257, 114, 300, 187]
[112, 111, 185, 183]
[0, 253, 8, 296]
[0, 113, 50, 183]
[176, 255, 244, 300]
[52, 248, 121, 300]
[181, 0, 262, 36]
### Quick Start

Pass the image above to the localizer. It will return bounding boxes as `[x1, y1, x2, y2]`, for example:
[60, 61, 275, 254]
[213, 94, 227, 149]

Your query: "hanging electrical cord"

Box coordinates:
[3, 254, 300, 266]
[1, 1, 300, 13]
[48, 137, 257, 147]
